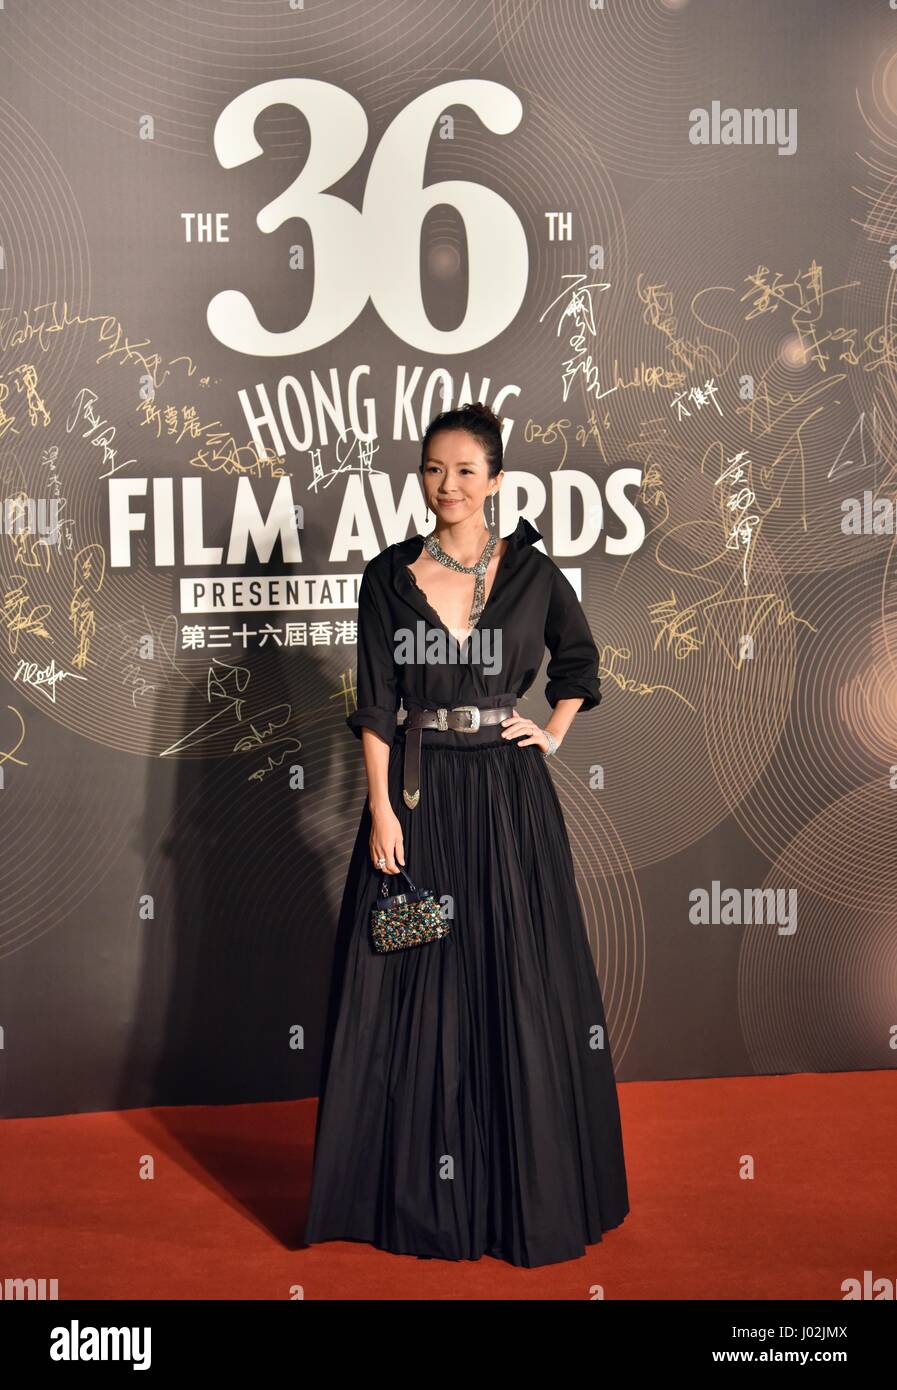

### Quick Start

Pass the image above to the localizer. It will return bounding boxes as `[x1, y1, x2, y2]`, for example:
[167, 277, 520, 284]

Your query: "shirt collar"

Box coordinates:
[391, 515, 542, 567]
[391, 514, 543, 609]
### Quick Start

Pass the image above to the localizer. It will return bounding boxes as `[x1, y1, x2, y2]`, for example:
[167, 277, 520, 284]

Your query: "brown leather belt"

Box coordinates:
[398, 701, 515, 809]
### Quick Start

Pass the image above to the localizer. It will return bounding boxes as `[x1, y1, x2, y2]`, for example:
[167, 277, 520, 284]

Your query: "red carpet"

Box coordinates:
[2, 1071, 894, 1299]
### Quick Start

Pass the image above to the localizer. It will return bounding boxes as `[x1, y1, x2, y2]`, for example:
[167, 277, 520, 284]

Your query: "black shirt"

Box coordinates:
[347, 516, 602, 743]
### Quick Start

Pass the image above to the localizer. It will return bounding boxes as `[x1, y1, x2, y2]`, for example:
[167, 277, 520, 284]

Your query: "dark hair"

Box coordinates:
[420, 401, 504, 479]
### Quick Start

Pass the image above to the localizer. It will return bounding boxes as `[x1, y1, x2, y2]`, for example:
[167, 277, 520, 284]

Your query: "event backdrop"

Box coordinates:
[0, 0, 894, 1119]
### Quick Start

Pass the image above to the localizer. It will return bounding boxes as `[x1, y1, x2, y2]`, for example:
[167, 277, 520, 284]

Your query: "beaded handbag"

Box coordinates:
[369, 866, 450, 955]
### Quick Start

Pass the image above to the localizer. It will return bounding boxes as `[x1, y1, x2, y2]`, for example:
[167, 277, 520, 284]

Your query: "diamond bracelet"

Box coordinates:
[542, 729, 559, 757]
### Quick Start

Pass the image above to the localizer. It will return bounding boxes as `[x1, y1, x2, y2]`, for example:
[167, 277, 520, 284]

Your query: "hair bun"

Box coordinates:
[421, 400, 504, 477]
[465, 400, 504, 429]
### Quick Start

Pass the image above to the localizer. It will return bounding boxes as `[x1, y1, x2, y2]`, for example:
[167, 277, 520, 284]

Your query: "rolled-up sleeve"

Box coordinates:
[346, 567, 398, 743]
[544, 565, 602, 711]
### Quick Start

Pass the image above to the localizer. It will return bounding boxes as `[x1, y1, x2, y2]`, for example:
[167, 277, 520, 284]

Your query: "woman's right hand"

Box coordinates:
[369, 805, 405, 874]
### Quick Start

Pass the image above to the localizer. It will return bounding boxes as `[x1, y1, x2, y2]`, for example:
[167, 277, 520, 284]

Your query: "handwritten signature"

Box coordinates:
[160, 657, 301, 780]
[540, 273, 617, 404]
[13, 657, 87, 703]
[66, 386, 136, 480]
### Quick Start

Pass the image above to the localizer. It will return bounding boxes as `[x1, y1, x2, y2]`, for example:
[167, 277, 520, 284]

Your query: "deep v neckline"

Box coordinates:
[405, 538, 509, 651]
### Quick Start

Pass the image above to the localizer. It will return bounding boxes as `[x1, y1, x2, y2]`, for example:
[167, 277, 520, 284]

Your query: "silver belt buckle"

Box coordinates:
[452, 704, 481, 732]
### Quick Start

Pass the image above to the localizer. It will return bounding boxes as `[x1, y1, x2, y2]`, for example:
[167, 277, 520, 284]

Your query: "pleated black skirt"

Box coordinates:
[303, 723, 630, 1267]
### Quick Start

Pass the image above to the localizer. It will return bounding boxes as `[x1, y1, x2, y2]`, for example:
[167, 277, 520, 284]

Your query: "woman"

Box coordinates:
[304, 401, 629, 1267]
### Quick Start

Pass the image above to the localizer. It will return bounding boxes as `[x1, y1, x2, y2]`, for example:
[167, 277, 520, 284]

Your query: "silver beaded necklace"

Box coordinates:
[422, 529, 499, 629]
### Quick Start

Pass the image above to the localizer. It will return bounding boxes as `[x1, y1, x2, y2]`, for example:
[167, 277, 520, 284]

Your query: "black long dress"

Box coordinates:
[303, 516, 629, 1267]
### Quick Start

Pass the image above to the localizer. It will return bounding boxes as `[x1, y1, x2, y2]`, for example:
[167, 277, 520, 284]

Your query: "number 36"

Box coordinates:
[208, 78, 528, 357]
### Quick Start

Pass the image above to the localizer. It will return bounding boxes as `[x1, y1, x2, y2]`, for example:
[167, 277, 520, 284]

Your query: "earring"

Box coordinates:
[490, 492, 496, 528]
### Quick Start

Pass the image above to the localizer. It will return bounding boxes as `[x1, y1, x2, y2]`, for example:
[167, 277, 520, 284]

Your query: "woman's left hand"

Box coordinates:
[500, 709, 551, 752]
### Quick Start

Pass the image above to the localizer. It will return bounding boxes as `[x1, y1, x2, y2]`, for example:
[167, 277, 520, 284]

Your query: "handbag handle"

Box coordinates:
[378, 865, 419, 897]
